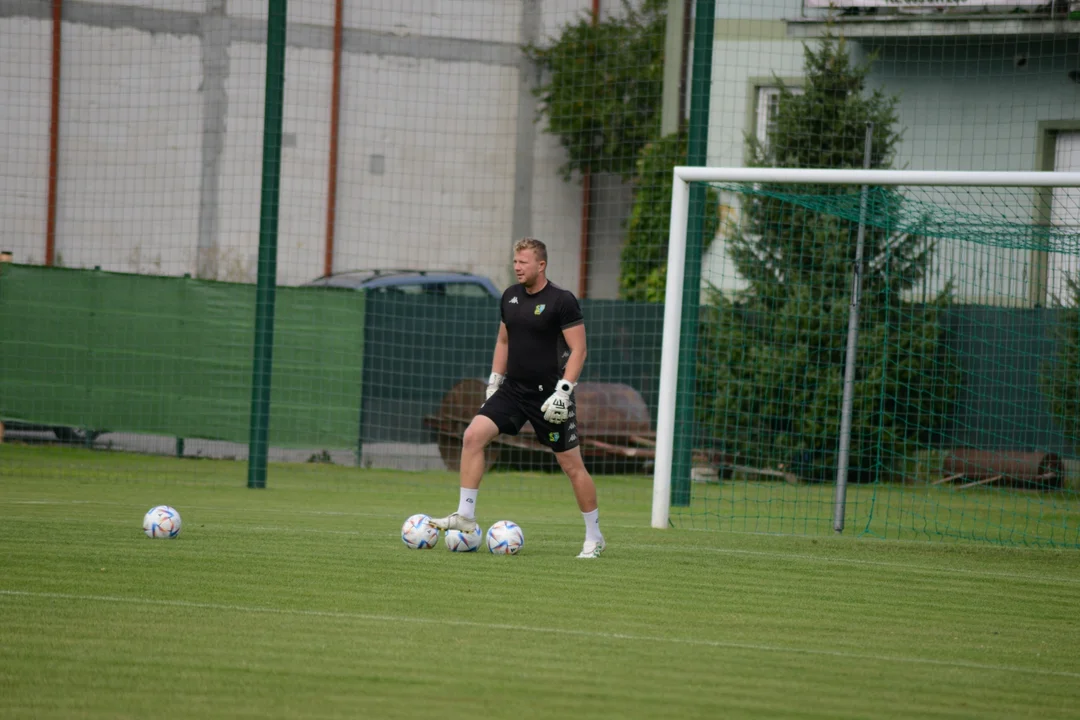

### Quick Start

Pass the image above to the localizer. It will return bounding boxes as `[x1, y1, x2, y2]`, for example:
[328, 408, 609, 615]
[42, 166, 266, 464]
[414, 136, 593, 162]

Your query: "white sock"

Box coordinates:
[583, 508, 603, 543]
[457, 488, 478, 519]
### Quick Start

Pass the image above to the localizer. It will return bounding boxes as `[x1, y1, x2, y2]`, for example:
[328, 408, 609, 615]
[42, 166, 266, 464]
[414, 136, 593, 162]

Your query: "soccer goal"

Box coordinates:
[653, 167, 1080, 546]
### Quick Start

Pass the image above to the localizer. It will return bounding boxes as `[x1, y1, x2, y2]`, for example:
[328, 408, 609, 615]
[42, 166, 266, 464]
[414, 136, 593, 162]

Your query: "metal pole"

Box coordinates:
[660, 0, 687, 136]
[672, 167, 1080, 187]
[653, 170, 691, 529]
[833, 122, 874, 534]
[247, 0, 287, 489]
[671, 0, 716, 508]
[45, 0, 62, 267]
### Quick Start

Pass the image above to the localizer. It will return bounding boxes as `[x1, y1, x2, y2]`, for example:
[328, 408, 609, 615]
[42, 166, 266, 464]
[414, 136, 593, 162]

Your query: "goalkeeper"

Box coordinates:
[429, 238, 605, 558]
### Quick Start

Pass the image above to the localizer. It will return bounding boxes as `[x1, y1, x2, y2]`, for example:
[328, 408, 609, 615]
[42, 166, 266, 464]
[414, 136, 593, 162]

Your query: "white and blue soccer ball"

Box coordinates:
[445, 525, 483, 553]
[143, 505, 182, 539]
[401, 513, 439, 549]
[486, 520, 524, 555]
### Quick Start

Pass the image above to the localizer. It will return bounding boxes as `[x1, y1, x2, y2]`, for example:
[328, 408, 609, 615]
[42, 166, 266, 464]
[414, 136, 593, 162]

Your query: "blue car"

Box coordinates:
[303, 269, 501, 299]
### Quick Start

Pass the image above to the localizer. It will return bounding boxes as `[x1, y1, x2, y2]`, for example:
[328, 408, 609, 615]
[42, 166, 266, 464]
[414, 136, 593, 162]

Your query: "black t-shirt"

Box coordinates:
[501, 280, 583, 388]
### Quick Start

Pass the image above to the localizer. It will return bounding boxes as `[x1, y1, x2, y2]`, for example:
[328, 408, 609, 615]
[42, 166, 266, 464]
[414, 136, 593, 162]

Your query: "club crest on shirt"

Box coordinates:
[534, 304, 546, 315]
[548, 432, 560, 442]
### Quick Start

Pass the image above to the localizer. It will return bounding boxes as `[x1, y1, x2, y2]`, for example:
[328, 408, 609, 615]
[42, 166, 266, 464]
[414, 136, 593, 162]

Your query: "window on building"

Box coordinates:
[1049, 131, 1080, 306]
[755, 85, 803, 147]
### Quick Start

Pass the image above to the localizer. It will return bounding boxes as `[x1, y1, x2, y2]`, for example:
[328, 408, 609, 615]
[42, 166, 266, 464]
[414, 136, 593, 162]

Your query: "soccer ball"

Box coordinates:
[445, 525, 482, 553]
[143, 505, 182, 539]
[401, 513, 439, 549]
[486, 520, 524, 555]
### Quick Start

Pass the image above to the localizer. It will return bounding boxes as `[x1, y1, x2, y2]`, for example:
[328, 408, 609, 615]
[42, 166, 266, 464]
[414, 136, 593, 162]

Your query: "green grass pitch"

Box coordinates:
[1, 445, 1078, 719]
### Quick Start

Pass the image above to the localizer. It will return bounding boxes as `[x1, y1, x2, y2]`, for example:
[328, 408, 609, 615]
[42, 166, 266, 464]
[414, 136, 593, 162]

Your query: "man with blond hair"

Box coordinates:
[429, 238, 605, 558]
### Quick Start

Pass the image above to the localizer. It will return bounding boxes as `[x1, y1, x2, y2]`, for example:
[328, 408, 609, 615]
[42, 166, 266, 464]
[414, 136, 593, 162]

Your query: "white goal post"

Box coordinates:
[652, 166, 1080, 530]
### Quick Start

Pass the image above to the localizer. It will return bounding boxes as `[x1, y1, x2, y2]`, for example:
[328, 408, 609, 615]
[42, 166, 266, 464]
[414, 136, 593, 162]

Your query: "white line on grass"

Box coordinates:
[3, 498, 391, 519]
[2, 588, 1077, 680]
[5, 499, 1080, 585]
[8, 496, 1078, 549]
[619, 543, 1080, 585]
[14, 514, 1076, 587]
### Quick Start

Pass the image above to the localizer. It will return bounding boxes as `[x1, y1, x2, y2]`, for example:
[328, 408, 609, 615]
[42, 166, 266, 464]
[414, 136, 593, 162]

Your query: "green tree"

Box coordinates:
[525, 2, 718, 301]
[1043, 275, 1080, 454]
[620, 132, 721, 301]
[523, 0, 666, 182]
[697, 35, 957, 482]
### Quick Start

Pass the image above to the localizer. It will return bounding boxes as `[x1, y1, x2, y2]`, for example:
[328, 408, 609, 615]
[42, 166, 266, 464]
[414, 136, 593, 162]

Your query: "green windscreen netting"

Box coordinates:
[0, 265, 365, 448]
[672, 179, 1080, 546]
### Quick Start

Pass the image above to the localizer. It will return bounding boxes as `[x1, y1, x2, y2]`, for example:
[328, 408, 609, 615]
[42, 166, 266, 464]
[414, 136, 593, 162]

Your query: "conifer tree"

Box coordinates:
[697, 36, 956, 482]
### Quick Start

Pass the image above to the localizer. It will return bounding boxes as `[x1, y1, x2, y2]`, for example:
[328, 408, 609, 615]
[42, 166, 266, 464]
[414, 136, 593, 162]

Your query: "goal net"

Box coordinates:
[654, 168, 1080, 546]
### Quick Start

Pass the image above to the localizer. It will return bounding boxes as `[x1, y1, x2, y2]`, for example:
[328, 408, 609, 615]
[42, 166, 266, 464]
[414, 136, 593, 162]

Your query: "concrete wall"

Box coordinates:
[3, 0, 1075, 303]
[1, 17, 52, 262]
[0, 0, 595, 292]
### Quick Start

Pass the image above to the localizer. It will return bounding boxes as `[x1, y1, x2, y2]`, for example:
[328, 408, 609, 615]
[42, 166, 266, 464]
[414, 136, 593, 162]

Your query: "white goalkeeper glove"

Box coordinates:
[485, 372, 505, 400]
[541, 379, 574, 424]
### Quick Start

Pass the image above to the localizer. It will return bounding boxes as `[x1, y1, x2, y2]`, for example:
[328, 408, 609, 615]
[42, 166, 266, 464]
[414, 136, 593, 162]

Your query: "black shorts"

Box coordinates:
[478, 377, 579, 453]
